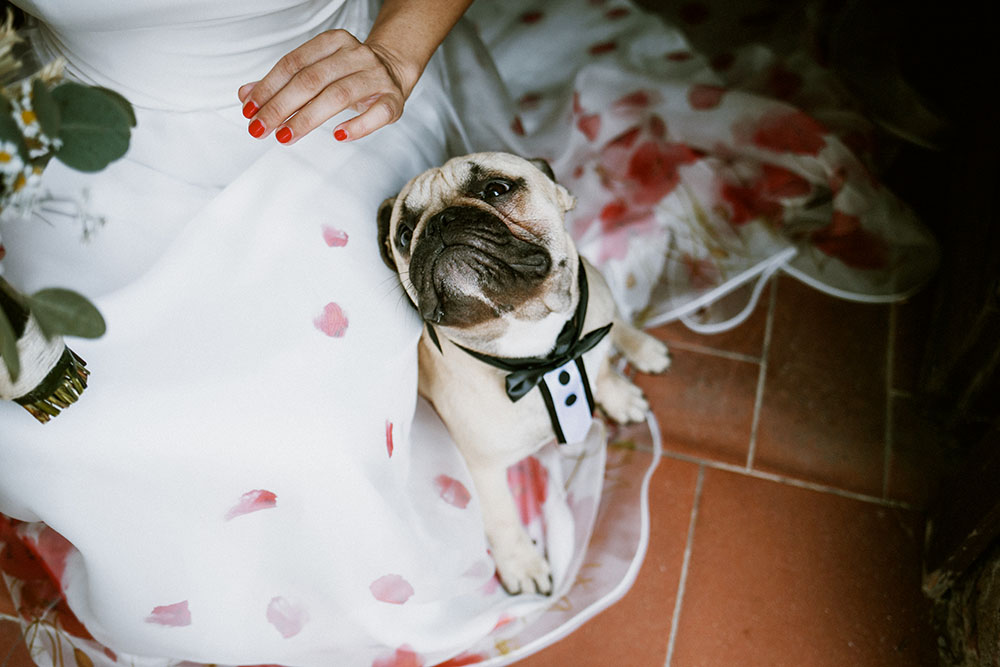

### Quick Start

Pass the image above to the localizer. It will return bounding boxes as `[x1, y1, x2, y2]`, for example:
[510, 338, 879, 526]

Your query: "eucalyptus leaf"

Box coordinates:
[51, 82, 132, 172]
[94, 87, 137, 128]
[31, 78, 61, 138]
[26, 288, 106, 339]
[0, 307, 21, 382]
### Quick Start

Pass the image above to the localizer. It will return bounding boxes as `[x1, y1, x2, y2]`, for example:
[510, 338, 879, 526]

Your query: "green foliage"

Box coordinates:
[0, 300, 20, 381]
[51, 81, 133, 172]
[25, 288, 106, 339]
[0, 69, 135, 389]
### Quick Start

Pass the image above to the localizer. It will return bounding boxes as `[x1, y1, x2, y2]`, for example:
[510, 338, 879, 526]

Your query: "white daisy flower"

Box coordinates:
[0, 140, 24, 176]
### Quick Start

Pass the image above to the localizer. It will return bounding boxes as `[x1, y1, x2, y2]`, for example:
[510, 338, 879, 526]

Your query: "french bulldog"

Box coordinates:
[378, 152, 670, 595]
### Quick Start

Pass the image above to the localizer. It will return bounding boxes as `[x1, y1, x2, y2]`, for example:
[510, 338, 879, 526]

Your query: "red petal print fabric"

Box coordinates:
[719, 163, 813, 225]
[519, 10, 543, 24]
[434, 475, 472, 509]
[225, 490, 277, 521]
[759, 164, 812, 198]
[625, 141, 701, 205]
[613, 90, 657, 110]
[576, 113, 601, 141]
[0, 517, 94, 640]
[437, 653, 487, 666]
[688, 84, 726, 110]
[720, 181, 782, 225]
[385, 420, 395, 458]
[370, 574, 415, 605]
[588, 41, 617, 56]
[810, 211, 889, 269]
[321, 225, 349, 247]
[506, 457, 549, 526]
[266, 596, 309, 639]
[751, 109, 827, 155]
[599, 116, 699, 206]
[313, 302, 349, 337]
[372, 646, 423, 667]
[145, 601, 191, 627]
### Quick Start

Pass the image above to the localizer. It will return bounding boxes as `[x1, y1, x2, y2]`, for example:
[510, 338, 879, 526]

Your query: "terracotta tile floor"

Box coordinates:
[1, 275, 947, 665]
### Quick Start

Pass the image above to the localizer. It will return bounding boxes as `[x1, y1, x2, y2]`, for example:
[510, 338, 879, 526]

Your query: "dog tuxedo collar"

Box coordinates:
[428, 259, 612, 444]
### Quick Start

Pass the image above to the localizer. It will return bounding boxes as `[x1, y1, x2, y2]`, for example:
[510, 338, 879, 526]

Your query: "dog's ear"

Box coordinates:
[528, 158, 558, 183]
[528, 157, 576, 213]
[377, 196, 397, 270]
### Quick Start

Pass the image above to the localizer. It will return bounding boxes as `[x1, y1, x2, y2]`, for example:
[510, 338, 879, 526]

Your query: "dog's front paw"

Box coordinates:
[628, 333, 671, 375]
[597, 372, 650, 424]
[493, 533, 553, 596]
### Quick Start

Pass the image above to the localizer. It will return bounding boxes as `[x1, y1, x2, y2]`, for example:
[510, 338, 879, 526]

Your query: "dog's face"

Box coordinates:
[379, 152, 578, 353]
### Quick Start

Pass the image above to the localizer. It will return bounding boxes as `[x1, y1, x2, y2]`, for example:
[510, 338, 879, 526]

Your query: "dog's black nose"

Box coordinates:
[425, 207, 460, 235]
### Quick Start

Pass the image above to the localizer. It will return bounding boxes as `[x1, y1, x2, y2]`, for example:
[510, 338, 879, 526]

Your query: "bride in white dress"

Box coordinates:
[0, 0, 937, 665]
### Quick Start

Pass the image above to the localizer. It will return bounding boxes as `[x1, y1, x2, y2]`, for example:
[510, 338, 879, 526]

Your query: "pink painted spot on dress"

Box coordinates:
[322, 225, 349, 247]
[751, 109, 827, 155]
[688, 84, 726, 110]
[613, 89, 657, 110]
[370, 574, 414, 604]
[576, 113, 601, 141]
[145, 601, 191, 627]
[588, 40, 617, 56]
[507, 456, 549, 526]
[266, 596, 309, 638]
[314, 302, 349, 337]
[437, 653, 487, 666]
[225, 489, 277, 521]
[372, 646, 423, 667]
[386, 420, 395, 458]
[434, 475, 472, 509]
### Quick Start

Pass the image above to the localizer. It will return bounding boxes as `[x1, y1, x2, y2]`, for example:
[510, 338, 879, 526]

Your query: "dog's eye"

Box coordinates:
[482, 180, 512, 199]
[397, 225, 413, 250]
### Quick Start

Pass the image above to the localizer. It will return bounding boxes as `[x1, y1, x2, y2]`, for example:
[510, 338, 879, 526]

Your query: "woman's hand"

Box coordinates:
[239, 29, 415, 145]
[240, 0, 473, 145]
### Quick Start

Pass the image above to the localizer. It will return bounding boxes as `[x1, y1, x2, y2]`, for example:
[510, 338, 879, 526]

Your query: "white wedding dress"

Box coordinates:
[0, 0, 937, 665]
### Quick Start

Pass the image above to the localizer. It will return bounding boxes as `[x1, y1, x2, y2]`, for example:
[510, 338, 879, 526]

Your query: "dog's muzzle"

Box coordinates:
[408, 206, 551, 327]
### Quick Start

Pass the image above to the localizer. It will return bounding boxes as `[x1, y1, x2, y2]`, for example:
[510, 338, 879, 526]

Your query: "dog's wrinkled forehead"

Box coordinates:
[398, 152, 555, 219]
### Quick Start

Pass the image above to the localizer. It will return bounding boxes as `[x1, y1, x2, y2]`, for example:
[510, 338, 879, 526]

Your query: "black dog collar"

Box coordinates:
[427, 258, 612, 443]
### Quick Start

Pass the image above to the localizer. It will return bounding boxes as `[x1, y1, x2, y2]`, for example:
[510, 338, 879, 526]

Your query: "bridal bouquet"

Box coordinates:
[0, 10, 134, 422]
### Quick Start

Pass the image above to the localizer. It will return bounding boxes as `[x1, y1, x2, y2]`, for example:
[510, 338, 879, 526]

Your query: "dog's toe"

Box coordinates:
[494, 537, 553, 596]
[631, 336, 671, 374]
[598, 373, 650, 425]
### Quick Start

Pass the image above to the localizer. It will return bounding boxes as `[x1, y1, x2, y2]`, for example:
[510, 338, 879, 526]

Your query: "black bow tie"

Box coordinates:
[428, 258, 613, 402]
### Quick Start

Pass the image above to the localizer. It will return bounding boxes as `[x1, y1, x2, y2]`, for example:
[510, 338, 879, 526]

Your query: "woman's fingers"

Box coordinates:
[331, 92, 403, 142]
[242, 29, 407, 144]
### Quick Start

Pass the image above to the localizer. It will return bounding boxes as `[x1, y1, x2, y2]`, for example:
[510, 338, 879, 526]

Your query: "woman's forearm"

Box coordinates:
[365, 0, 475, 97]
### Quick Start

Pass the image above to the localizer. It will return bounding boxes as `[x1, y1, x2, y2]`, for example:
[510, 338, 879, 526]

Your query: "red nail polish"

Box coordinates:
[276, 127, 293, 144]
[249, 119, 265, 138]
[334, 128, 348, 142]
[242, 101, 259, 118]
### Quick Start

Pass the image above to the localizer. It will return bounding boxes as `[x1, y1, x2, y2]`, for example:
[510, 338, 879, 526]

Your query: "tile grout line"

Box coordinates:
[745, 277, 778, 470]
[882, 303, 898, 499]
[665, 465, 705, 667]
[655, 339, 761, 365]
[661, 448, 916, 510]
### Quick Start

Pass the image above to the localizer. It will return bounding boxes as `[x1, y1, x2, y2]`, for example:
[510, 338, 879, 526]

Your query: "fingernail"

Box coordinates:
[242, 100, 259, 118]
[334, 128, 348, 142]
[249, 119, 265, 138]
[276, 127, 293, 144]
